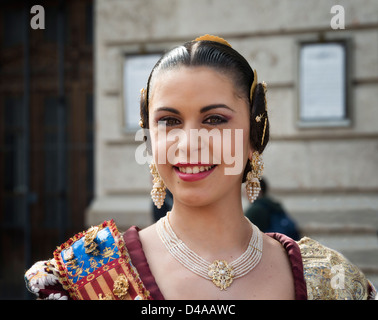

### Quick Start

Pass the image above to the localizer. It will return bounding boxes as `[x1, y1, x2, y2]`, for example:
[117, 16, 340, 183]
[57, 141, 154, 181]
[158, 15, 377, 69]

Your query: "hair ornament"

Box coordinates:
[139, 88, 146, 128]
[261, 117, 267, 146]
[253, 81, 268, 146]
[262, 81, 268, 111]
[255, 114, 264, 123]
[194, 34, 232, 48]
[260, 81, 268, 145]
[254, 112, 268, 146]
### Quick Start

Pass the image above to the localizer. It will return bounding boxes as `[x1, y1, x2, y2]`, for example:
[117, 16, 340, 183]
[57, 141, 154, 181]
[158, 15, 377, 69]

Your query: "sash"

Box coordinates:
[53, 220, 151, 300]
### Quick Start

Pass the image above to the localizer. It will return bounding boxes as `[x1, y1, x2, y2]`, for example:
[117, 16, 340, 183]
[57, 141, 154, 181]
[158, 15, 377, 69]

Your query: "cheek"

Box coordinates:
[149, 129, 159, 159]
[150, 127, 169, 162]
[150, 127, 185, 167]
[220, 128, 249, 157]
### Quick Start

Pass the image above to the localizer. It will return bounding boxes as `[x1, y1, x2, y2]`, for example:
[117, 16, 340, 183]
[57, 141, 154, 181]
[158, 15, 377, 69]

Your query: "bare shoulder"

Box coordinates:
[139, 223, 156, 239]
[139, 223, 160, 251]
[258, 233, 295, 298]
[262, 233, 292, 262]
[138, 223, 169, 263]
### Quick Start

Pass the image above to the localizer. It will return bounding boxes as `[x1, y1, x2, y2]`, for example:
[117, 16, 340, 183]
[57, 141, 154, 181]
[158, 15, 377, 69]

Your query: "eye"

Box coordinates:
[159, 116, 181, 127]
[203, 115, 228, 125]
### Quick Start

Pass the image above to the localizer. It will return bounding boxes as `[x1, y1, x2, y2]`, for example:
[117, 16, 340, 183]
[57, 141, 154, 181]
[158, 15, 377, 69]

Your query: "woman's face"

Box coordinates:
[148, 66, 253, 207]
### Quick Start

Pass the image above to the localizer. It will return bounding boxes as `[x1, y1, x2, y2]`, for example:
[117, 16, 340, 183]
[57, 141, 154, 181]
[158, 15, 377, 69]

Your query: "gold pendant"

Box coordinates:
[208, 260, 234, 290]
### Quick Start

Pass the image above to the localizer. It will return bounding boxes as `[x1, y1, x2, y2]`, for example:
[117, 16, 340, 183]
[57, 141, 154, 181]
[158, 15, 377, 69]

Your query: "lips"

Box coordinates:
[173, 163, 217, 182]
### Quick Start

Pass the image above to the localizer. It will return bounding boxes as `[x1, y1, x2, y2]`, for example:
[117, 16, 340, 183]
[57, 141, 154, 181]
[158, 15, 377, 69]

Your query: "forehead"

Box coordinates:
[149, 66, 243, 108]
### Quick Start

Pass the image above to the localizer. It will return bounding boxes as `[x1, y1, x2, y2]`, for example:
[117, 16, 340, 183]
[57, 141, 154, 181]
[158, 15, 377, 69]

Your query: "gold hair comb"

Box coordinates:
[139, 88, 146, 128]
[258, 81, 268, 146]
[195, 34, 232, 48]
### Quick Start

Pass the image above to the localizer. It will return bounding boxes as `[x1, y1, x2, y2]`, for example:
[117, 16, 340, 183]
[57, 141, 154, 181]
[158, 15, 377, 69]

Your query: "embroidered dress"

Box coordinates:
[25, 220, 151, 300]
[25, 221, 376, 300]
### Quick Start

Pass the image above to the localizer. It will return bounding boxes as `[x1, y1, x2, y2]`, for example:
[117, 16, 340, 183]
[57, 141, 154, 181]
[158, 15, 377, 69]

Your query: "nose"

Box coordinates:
[176, 124, 201, 163]
[177, 123, 221, 165]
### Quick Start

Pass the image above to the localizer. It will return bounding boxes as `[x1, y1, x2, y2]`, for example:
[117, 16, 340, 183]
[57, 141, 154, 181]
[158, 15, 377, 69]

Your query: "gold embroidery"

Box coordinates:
[84, 226, 99, 255]
[66, 258, 77, 268]
[68, 260, 85, 282]
[88, 257, 99, 270]
[52, 220, 153, 300]
[86, 274, 95, 281]
[98, 293, 113, 300]
[102, 247, 116, 261]
[298, 237, 369, 300]
[84, 226, 99, 245]
[113, 274, 129, 300]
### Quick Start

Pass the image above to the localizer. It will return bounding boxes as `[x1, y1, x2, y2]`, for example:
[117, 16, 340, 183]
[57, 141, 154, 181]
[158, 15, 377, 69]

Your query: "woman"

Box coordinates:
[25, 35, 376, 300]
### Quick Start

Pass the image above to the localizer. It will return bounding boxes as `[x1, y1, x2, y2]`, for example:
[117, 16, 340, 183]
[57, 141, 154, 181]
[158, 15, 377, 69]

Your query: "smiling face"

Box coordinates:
[148, 66, 253, 207]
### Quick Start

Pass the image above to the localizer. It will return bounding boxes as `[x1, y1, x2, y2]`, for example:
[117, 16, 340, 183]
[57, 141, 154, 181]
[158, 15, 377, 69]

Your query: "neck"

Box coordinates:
[167, 191, 252, 261]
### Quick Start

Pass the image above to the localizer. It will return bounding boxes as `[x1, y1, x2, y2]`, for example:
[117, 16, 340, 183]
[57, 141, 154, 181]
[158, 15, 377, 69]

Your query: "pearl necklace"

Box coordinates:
[156, 212, 263, 290]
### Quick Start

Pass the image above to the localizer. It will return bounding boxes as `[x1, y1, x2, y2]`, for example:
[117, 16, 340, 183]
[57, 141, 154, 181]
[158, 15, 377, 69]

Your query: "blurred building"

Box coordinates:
[0, 0, 377, 298]
[88, 0, 378, 287]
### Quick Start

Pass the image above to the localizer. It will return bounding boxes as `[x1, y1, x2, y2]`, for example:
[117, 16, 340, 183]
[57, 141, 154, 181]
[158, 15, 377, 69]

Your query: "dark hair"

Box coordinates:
[140, 39, 269, 182]
[260, 178, 268, 196]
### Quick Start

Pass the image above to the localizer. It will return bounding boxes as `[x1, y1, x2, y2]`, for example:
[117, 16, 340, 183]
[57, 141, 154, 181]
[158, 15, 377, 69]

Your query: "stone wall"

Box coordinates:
[87, 0, 378, 230]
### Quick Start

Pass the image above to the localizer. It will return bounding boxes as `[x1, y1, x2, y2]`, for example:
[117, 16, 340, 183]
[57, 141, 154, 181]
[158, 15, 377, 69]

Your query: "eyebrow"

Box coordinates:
[201, 104, 235, 113]
[155, 104, 235, 114]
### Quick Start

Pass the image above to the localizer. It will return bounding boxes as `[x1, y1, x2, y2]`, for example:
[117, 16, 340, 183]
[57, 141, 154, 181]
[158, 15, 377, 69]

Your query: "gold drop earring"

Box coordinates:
[246, 151, 264, 203]
[149, 161, 166, 209]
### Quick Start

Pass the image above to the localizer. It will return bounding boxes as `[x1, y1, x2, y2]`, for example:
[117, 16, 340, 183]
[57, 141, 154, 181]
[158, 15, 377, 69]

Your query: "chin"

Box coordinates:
[172, 189, 216, 208]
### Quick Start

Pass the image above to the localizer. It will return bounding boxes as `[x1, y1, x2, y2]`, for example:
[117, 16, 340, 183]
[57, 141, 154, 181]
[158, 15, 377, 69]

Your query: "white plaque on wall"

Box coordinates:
[123, 54, 161, 130]
[299, 42, 346, 122]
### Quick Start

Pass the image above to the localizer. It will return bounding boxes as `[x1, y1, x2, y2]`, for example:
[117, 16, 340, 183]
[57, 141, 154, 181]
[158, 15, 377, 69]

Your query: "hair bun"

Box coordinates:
[250, 83, 269, 154]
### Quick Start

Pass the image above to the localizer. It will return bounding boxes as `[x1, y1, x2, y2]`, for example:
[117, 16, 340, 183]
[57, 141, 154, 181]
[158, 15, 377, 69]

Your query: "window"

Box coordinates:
[298, 41, 350, 127]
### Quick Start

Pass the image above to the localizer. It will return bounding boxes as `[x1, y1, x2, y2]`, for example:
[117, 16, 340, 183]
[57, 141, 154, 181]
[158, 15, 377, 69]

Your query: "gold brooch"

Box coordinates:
[208, 260, 234, 290]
